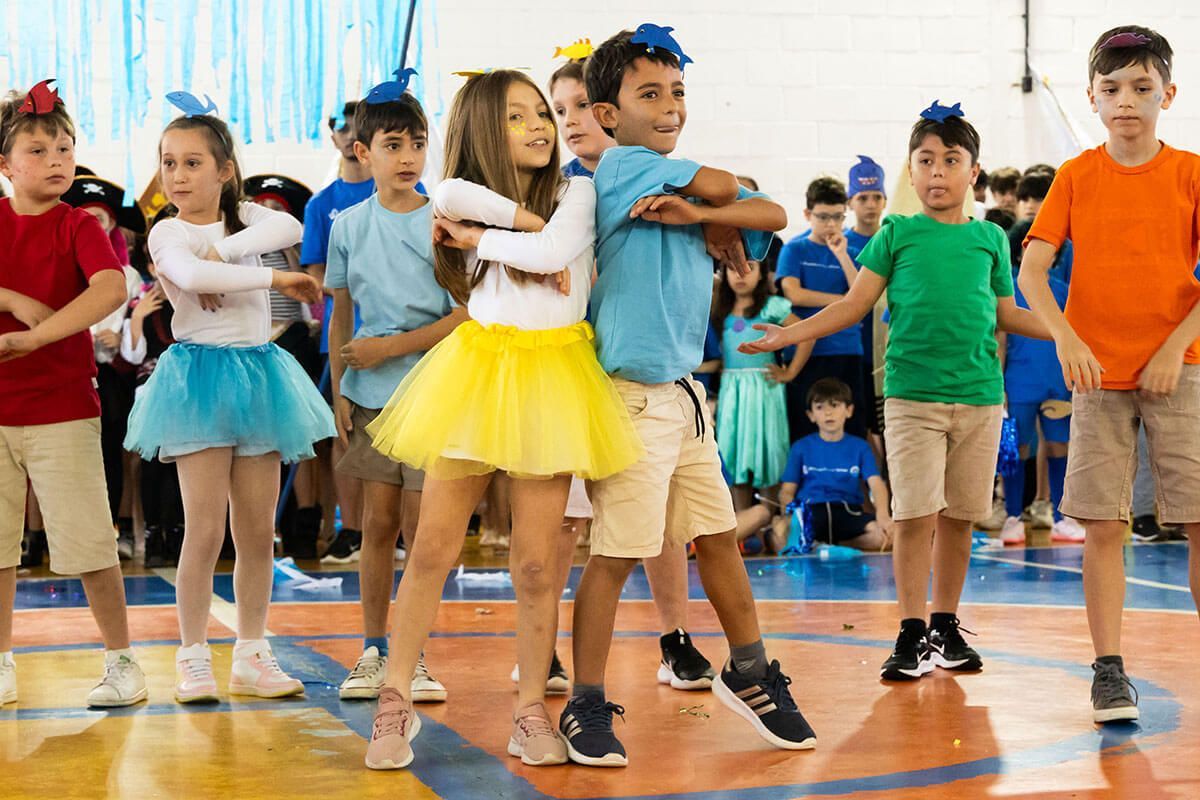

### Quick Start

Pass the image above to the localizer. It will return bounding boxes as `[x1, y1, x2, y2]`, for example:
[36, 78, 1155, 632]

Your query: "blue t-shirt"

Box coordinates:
[693, 323, 722, 393]
[301, 177, 376, 354]
[781, 433, 879, 505]
[845, 228, 875, 362]
[324, 196, 453, 409]
[1005, 272, 1070, 404]
[775, 236, 862, 357]
[562, 158, 594, 179]
[590, 146, 771, 384]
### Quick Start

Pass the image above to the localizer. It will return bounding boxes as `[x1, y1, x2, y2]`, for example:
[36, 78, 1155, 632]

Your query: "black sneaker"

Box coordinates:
[19, 529, 46, 568]
[657, 628, 716, 690]
[547, 651, 569, 695]
[116, 518, 135, 561]
[1131, 515, 1183, 543]
[881, 627, 934, 681]
[713, 659, 816, 750]
[143, 526, 167, 569]
[928, 618, 983, 671]
[559, 693, 627, 766]
[1092, 661, 1139, 723]
[321, 528, 362, 564]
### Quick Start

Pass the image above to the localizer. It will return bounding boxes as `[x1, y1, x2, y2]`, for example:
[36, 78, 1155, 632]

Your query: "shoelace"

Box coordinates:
[373, 706, 411, 739]
[572, 698, 626, 730]
[414, 657, 434, 681]
[349, 655, 384, 680]
[516, 711, 557, 739]
[1094, 663, 1139, 704]
[938, 618, 976, 648]
[252, 653, 292, 680]
[760, 662, 798, 712]
[100, 657, 138, 688]
[179, 658, 213, 683]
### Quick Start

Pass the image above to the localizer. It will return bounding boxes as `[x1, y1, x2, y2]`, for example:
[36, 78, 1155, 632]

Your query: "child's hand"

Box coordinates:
[702, 223, 749, 276]
[878, 514, 895, 545]
[94, 329, 120, 351]
[132, 285, 165, 321]
[765, 363, 794, 384]
[0, 331, 42, 362]
[738, 323, 793, 355]
[198, 293, 223, 312]
[341, 337, 392, 371]
[554, 267, 571, 296]
[826, 230, 848, 257]
[629, 195, 705, 226]
[433, 217, 484, 250]
[8, 294, 54, 330]
[205, 246, 225, 262]
[1055, 332, 1104, 393]
[272, 271, 323, 305]
[333, 395, 353, 447]
[1139, 341, 1185, 396]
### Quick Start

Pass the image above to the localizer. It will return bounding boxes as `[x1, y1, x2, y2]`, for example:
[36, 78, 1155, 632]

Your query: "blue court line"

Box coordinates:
[3, 629, 1181, 800]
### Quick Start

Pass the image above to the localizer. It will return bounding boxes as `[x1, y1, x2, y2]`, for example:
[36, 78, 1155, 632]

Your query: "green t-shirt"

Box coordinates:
[858, 214, 1013, 405]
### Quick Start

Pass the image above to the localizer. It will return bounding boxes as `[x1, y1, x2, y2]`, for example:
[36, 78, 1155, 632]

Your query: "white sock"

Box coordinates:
[106, 647, 136, 662]
[0, 651, 13, 665]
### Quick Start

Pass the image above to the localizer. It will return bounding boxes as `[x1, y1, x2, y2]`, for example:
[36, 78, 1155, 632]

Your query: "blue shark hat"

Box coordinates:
[848, 155, 886, 198]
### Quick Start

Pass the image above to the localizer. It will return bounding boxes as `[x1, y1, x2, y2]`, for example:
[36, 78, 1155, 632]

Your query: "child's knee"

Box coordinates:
[514, 558, 554, 595]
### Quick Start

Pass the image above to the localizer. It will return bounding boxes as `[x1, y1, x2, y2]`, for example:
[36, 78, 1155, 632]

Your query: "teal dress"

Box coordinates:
[716, 295, 792, 487]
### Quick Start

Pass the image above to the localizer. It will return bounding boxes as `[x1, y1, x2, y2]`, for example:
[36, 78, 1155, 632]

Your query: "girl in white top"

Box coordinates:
[362, 70, 642, 771]
[124, 110, 335, 706]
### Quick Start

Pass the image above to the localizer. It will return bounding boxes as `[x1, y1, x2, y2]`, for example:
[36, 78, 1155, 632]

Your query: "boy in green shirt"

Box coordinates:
[741, 101, 1049, 681]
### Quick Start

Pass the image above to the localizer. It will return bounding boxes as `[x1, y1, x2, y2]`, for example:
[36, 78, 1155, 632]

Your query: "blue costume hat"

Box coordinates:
[848, 155, 886, 198]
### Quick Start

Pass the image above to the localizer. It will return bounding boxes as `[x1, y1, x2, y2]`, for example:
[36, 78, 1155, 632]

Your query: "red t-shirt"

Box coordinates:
[0, 199, 121, 425]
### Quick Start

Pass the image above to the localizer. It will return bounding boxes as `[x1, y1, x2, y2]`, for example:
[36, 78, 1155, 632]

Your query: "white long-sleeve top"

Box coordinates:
[432, 176, 595, 330]
[147, 202, 302, 346]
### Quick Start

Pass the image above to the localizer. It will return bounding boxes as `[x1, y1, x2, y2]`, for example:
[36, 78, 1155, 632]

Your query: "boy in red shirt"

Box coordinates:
[0, 82, 147, 707]
[1021, 26, 1200, 723]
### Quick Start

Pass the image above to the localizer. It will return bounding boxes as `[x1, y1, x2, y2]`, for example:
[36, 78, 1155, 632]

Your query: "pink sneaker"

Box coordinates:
[1001, 516, 1026, 546]
[507, 702, 567, 765]
[1051, 517, 1086, 543]
[175, 644, 219, 704]
[228, 640, 304, 698]
[365, 687, 422, 770]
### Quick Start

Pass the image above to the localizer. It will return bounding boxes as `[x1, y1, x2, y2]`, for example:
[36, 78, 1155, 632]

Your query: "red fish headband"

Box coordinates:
[1098, 32, 1152, 50]
[18, 79, 63, 115]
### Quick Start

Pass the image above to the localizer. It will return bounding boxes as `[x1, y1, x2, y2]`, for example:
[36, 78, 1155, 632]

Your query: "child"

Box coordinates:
[741, 100, 1048, 682]
[0, 81, 147, 707]
[124, 101, 334, 704]
[566, 29, 816, 767]
[1019, 25, 1200, 723]
[988, 166, 1020, 212]
[361, 69, 643, 770]
[302, 102, 376, 562]
[845, 155, 888, 444]
[779, 378, 893, 551]
[1015, 171, 1052, 221]
[776, 177, 868, 440]
[711, 259, 802, 504]
[548, 44, 717, 693]
[324, 85, 463, 705]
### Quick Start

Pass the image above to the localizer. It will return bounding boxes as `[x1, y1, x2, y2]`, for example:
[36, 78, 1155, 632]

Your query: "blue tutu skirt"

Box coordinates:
[125, 342, 336, 464]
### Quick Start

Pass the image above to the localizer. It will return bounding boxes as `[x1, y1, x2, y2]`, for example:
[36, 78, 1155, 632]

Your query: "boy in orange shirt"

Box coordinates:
[1021, 25, 1200, 724]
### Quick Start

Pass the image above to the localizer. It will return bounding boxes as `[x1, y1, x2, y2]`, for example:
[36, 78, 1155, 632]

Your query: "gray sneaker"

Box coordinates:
[1091, 661, 1138, 723]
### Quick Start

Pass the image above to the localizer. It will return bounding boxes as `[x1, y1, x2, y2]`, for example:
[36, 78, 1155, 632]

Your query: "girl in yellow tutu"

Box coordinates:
[363, 70, 643, 771]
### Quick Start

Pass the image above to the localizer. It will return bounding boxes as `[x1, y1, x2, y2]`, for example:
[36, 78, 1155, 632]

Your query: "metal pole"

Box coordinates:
[399, 0, 419, 70]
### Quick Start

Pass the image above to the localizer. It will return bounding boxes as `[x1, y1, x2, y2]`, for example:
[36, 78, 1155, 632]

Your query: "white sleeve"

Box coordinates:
[213, 203, 303, 262]
[120, 318, 147, 365]
[474, 178, 595, 274]
[149, 221, 274, 294]
[432, 178, 519, 227]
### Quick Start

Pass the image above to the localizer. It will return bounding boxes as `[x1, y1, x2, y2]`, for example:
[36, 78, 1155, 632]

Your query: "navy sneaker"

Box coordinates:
[881, 627, 934, 681]
[559, 692, 627, 767]
[928, 618, 983, 671]
[657, 629, 716, 690]
[713, 659, 816, 750]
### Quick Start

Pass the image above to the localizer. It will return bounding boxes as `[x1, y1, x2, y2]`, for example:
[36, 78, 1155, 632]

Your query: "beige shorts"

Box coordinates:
[0, 418, 119, 575]
[337, 402, 425, 489]
[883, 399, 1003, 522]
[590, 377, 737, 558]
[1062, 365, 1200, 523]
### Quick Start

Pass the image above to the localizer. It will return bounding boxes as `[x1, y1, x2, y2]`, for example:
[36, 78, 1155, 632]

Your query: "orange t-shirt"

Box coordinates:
[1026, 143, 1200, 389]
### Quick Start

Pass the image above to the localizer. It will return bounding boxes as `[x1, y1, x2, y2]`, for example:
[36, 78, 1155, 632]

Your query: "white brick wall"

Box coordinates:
[2, 0, 1196, 238]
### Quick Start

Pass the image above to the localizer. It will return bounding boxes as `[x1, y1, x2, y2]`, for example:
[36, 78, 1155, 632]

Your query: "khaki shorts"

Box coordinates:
[0, 418, 119, 575]
[1062, 365, 1200, 523]
[337, 402, 425, 489]
[883, 399, 1003, 522]
[590, 377, 737, 558]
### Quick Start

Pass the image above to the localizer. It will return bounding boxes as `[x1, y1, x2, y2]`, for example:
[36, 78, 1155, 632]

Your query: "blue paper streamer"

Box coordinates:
[261, 0, 277, 142]
[230, 0, 250, 138]
[997, 416, 1021, 478]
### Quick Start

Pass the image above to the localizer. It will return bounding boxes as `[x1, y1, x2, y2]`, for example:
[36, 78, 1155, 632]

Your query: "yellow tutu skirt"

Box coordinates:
[366, 320, 644, 481]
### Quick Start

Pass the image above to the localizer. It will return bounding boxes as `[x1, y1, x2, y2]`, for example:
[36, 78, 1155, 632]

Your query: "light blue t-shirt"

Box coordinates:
[775, 236, 863, 357]
[324, 195, 452, 409]
[301, 177, 375, 355]
[590, 146, 771, 384]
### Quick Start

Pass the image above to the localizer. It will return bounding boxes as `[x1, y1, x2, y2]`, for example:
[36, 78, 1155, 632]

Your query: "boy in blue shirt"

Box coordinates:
[324, 92, 465, 705]
[301, 102, 376, 562]
[559, 27, 816, 767]
[845, 155, 888, 443]
[779, 378, 893, 551]
[776, 177, 867, 439]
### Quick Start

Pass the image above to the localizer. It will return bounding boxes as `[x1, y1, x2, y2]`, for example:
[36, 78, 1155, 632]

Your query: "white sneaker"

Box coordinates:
[87, 649, 148, 707]
[1051, 517, 1087, 543]
[978, 499, 1007, 531]
[1028, 500, 1055, 529]
[175, 643, 219, 704]
[229, 640, 304, 698]
[1001, 516, 1026, 546]
[412, 654, 447, 703]
[395, 547, 406, 563]
[0, 653, 15, 704]
[339, 646, 387, 700]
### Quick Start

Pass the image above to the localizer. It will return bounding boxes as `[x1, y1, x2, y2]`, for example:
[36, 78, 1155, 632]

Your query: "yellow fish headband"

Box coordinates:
[553, 38, 594, 61]
[451, 67, 532, 79]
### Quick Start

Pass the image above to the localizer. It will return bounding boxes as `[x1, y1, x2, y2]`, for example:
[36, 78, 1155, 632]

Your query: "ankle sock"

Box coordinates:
[572, 682, 604, 699]
[364, 636, 388, 656]
[929, 612, 957, 633]
[730, 639, 769, 679]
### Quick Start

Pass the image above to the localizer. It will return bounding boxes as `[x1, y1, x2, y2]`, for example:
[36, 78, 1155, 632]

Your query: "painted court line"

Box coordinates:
[152, 567, 275, 636]
[970, 552, 1191, 593]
